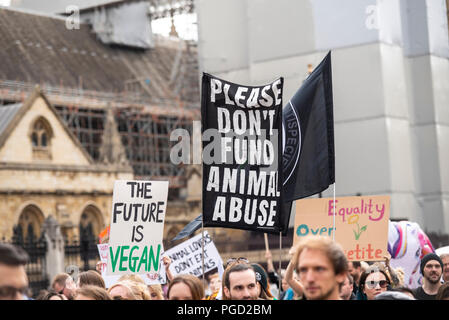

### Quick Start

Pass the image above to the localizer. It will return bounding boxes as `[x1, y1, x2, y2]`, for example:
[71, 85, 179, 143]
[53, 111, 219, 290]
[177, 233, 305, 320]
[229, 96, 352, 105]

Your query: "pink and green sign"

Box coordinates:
[293, 195, 390, 261]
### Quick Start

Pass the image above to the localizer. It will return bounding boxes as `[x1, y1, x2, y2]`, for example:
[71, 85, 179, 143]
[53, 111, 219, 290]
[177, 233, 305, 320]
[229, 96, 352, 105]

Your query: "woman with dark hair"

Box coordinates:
[37, 290, 67, 300]
[357, 266, 391, 300]
[251, 263, 275, 300]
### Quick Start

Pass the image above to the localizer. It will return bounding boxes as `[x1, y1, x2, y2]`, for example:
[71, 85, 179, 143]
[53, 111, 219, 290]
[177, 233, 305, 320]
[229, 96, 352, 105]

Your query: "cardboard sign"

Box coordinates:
[107, 180, 168, 276]
[97, 244, 166, 288]
[294, 195, 390, 261]
[164, 231, 224, 279]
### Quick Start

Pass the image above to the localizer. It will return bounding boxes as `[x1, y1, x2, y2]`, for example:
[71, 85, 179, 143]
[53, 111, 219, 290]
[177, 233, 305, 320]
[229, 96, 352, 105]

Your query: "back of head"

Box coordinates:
[251, 263, 273, 299]
[78, 270, 106, 289]
[292, 235, 348, 276]
[76, 285, 112, 300]
[51, 273, 69, 291]
[168, 274, 204, 300]
[0, 243, 29, 266]
[374, 291, 415, 300]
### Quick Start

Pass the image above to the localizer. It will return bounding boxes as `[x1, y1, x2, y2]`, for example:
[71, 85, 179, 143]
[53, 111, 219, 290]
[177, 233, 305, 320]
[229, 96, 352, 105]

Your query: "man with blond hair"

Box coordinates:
[290, 235, 348, 300]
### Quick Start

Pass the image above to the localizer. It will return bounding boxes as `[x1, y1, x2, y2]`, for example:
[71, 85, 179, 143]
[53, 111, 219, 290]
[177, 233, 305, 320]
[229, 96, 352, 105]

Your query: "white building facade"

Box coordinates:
[195, 0, 449, 234]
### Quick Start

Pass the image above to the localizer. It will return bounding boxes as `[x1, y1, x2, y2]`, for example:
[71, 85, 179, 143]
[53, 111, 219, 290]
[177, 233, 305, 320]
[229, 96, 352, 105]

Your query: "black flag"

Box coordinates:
[172, 213, 203, 241]
[282, 51, 335, 204]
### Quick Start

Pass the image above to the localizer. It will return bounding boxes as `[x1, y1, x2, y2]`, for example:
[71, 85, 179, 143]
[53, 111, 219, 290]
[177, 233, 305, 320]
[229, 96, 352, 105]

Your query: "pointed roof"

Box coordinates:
[0, 86, 94, 164]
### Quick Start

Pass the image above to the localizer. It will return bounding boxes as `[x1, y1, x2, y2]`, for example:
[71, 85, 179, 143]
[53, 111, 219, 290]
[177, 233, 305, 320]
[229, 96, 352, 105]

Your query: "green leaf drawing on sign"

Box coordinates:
[353, 223, 368, 241]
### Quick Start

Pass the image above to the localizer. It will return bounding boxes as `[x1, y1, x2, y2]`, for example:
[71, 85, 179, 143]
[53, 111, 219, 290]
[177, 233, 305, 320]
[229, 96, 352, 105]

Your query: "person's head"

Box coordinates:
[359, 266, 391, 300]
[439, 253, 449, 283]
[340, 273, 354, 300]
[347, 261, 362, 284]
[291, 235, 348, 300]
[393, 267, 405, 288]
[223, 263, 259, 300]
[420, 253, 443, 285]
[116, 275, 150, 300]
[393, 286, 416, 299]
[51, 273, 76, 300]
[374, 291, 415, 300]
[37, 290, 67, 300]
[224, 257, 250, 269]
[208, 272, 221, 294]
[436, 282, 449, 300]
[118, 274, 145, 285]
[77, 270, 105, 289]
[108, 281, 138, 300]
[0, 243, 29, 300]
[148, 284, 164, 300]
[167, 274, 204, 300]
[130, 281, 151, 300]
[75, 285, 112, 300]
[251, 263, 273, 300]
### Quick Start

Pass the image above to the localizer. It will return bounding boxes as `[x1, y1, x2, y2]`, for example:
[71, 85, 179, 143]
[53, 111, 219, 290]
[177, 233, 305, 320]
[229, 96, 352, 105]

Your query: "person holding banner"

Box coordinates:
[284, 259, 305, 299]
[290, 235, 348, 300]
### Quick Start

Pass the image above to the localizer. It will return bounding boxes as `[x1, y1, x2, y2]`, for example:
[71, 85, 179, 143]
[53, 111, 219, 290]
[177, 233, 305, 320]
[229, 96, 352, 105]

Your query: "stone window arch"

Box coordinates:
[14, 204, 45, 243]
[29, 117, 53, 160]
[79, 204, 104, 242]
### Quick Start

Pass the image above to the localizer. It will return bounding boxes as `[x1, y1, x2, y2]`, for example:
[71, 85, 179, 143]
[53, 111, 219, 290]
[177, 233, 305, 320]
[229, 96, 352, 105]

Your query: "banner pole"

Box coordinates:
[264, 233, 269, 252]
[333, 183, 336, 241]
[278, 232, 282, 300]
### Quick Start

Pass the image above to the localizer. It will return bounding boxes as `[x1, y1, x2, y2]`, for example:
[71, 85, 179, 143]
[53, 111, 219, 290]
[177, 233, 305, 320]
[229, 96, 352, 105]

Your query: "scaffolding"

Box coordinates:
[0, 77, 199, 190]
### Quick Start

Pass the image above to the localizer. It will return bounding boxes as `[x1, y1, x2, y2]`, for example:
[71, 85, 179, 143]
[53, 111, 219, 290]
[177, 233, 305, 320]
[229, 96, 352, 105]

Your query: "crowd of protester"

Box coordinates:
[1, 235, 448, 300]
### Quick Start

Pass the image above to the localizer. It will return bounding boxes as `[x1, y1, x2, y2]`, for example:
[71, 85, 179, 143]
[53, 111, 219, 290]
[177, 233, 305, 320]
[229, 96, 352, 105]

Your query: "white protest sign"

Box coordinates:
[98, 244, 166, 288]
[107, 180, 168, 276]
[164, 231, 224, 279]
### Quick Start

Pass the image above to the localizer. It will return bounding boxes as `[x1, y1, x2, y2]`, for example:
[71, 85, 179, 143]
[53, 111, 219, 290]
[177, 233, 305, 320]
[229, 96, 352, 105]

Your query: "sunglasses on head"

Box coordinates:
[225, 257, 249, 268]
[365, 280, 389, 289]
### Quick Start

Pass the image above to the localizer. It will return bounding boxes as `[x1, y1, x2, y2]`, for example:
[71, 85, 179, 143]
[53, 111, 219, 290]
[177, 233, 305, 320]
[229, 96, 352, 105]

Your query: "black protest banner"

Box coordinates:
[201, 73, 284, 234]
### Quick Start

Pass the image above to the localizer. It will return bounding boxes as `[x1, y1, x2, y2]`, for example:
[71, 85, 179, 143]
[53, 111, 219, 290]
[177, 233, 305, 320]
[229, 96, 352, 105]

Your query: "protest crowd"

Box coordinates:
[1, 234, 448, 301]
